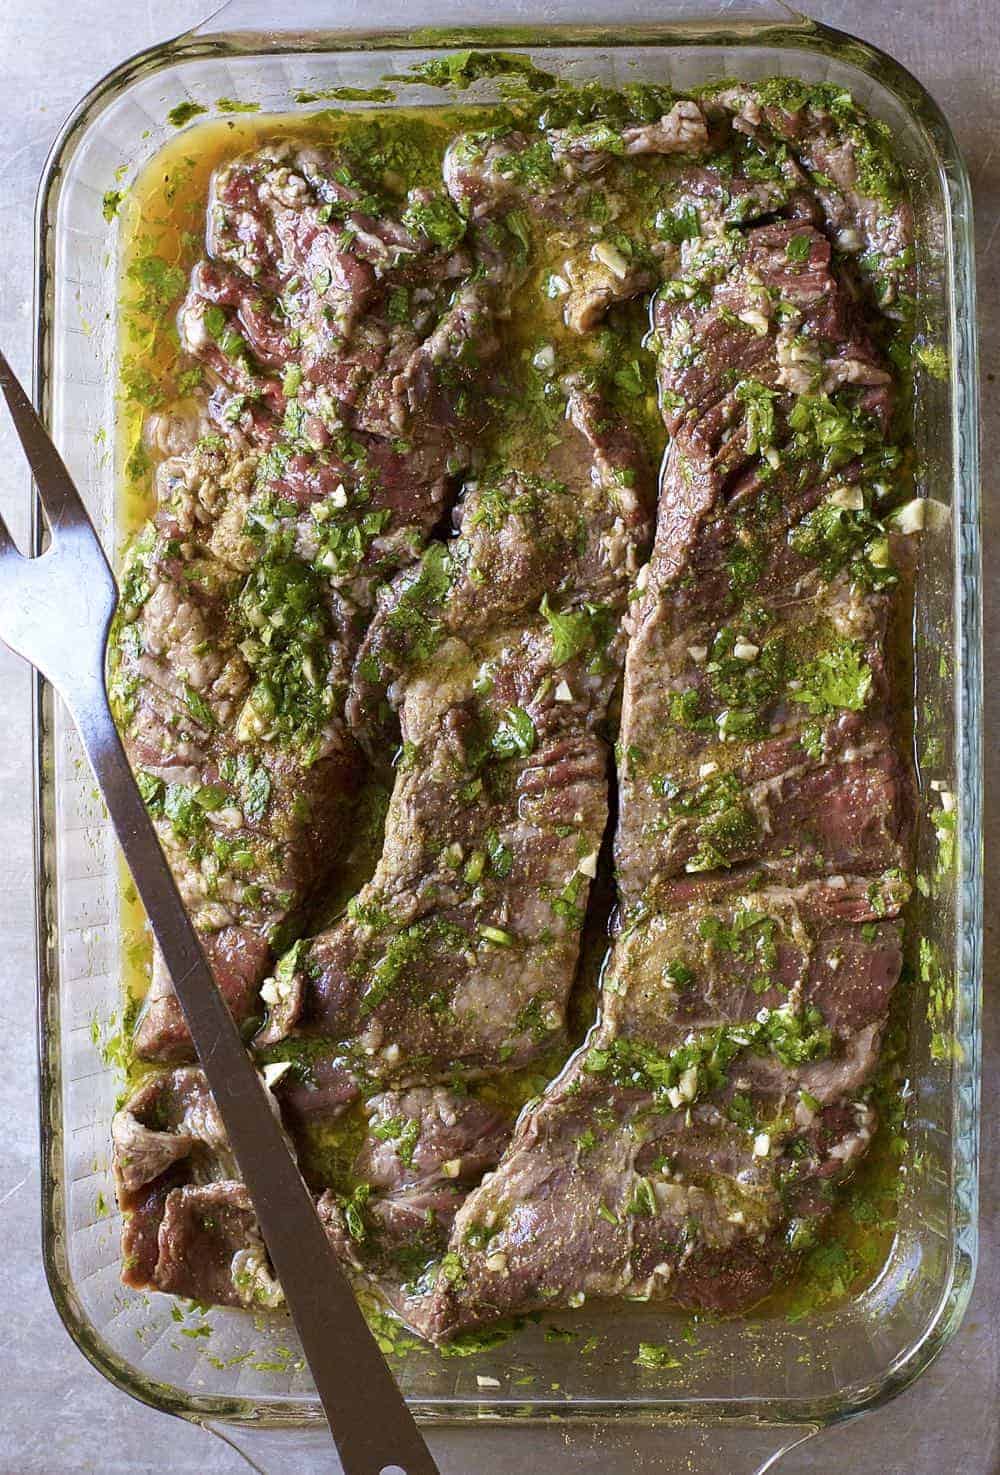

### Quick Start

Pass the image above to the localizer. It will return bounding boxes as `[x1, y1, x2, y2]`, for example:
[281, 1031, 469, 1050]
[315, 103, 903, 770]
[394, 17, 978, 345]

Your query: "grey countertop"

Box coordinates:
[0, 2, 996, 1471]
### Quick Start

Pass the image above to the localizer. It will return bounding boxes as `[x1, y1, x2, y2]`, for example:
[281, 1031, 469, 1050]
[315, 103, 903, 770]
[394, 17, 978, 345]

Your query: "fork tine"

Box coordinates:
[0, 348, 96, 544]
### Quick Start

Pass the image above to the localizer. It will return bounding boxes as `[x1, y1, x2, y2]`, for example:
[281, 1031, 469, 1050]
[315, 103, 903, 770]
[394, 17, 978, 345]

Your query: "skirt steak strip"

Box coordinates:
[426, 199, 914, 1339]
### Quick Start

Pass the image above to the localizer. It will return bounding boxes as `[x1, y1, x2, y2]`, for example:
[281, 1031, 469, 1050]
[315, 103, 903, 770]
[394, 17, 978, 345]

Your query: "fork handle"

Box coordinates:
[65, 685, 440, 1475]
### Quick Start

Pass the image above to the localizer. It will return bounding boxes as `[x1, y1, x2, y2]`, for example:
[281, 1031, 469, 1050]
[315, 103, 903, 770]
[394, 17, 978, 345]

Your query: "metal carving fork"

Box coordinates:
[0, 349, 440, 1475]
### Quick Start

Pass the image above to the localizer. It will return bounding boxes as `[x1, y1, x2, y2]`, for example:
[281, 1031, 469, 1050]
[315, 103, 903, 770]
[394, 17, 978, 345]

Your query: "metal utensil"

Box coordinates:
[0, 348, 440, 1475]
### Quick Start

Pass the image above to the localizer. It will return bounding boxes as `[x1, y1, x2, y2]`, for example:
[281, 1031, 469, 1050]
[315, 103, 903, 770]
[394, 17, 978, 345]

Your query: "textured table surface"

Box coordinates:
[0, 1, 995, 1471]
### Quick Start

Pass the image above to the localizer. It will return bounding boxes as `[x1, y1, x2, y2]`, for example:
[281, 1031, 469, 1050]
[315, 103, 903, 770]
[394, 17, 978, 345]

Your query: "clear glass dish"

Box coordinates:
[32, 2, 981, 1470]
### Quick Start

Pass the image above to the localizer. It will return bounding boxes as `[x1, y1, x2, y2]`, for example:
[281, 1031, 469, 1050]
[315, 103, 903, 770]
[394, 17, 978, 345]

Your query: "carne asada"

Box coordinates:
[110, 70, 919, 1339]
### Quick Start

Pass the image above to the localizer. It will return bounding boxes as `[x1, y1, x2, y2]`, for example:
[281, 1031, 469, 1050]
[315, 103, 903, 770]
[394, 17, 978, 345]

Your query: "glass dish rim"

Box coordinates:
[31, 11, 983, 1433]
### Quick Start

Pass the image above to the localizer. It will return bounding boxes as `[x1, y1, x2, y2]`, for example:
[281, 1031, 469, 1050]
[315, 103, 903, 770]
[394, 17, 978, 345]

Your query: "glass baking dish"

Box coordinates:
[32, 2, 981, 1470]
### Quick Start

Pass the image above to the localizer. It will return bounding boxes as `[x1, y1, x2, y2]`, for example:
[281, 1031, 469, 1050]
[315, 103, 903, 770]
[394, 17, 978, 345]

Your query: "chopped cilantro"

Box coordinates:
[540, 594, 614, 667]
[654, 203, 701, 243]
[491, 706, 537, 759]
[399, 50, 555, 94]
[235, 537, 334, 749]
[183, 682, 215, 730]
[342, 1184, 372, 1243]
[127, 254, 185, 317]
[792, 640, 872, 715]
[402, 192, 466, 251]
[737, 379, 779, 457]
[371, 1114, 421, 1168]
[240, 760, 272, 825]
[167, 101, 208, 128]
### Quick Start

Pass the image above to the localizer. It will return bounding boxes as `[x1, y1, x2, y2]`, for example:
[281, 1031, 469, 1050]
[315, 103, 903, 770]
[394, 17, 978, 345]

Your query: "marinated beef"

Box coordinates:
[179, 142, 489, 443]
[114, 1067, 283, 1307]
[425, 872, 901, 1338]
[712, 84, 914, 308]
[117, 139, 508, 1062]
[262, 386, 653, 1121]
[442, 102, 712, 335]
[615, 219, 908, 898]
[422, 115, 914, 1340]
[112, 76, 917, 1336]
[317, 1087, 512, 1328]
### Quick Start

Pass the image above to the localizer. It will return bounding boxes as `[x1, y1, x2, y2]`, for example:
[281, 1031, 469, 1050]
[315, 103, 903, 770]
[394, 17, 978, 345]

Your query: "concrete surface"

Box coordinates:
[0, 1, 995, 1471]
